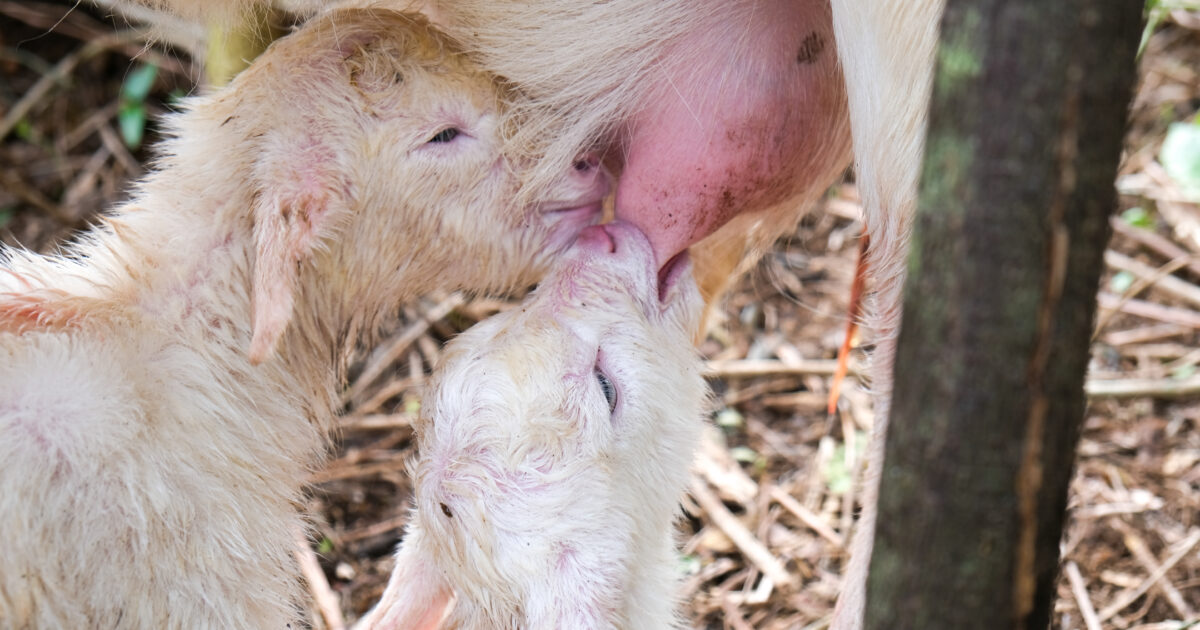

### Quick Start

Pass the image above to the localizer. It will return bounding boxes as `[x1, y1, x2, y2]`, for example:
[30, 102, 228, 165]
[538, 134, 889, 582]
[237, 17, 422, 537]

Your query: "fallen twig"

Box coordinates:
[0, 170, 71, 224]
[1097, 528, 1200, 622]
[0, 32, 141, 142]
[0, 2, 192, 76]
[1103, 323, 1192, 346]
[57, 101, 121, 154]
[705, 358, 844, 378]
[1104, 250, 1200, 310]
[1073, 497, 1166, 520]
[1065, 561, 1103, 630]
[354, 375, 420, 416]
[694, 432, 759, 505]
[311, 457, 409, 484]
[1111, 217, 1200, 279]
[680, 557, 738, 599]
[345, 293, 464, 403]
[338, 413, 415, 432]
[1112, 519, 1197, 621]
[97, 123, 142, 176]
[719, 597, 757, 630]
[61, 144, 114, 213]
[339, 513, 410, 545]
[767, 486, 844, 548]
[1140, 162, 1200, 255]
[294, 529, 346, 630]
[1097, 293, 1200, 329]
[689, 478, 797, 591]
[1085, 375, 1200, 399]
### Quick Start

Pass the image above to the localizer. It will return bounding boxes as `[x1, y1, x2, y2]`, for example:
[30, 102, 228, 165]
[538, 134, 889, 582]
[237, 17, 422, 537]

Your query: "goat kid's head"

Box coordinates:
[363, 222, 707, 629]
[202, 8, 609, 363]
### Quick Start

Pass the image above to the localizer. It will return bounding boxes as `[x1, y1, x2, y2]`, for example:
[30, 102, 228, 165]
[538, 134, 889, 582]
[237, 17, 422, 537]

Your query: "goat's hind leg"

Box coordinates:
[827, 1, 945, 628]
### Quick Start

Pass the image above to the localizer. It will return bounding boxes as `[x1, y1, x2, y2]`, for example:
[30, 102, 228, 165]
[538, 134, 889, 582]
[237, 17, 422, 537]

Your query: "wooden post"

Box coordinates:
[865, 2, 1142, 628]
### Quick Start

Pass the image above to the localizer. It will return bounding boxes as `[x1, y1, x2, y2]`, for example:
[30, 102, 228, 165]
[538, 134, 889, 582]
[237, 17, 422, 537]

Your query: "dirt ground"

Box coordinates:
[2, 3, 1199, 628]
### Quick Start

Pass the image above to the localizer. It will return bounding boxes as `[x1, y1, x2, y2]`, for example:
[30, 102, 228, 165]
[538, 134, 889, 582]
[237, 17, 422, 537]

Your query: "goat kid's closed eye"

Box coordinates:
[595, 366, 617, 414]
[413, 125, 471, 155]
[427, 127, 461, 143]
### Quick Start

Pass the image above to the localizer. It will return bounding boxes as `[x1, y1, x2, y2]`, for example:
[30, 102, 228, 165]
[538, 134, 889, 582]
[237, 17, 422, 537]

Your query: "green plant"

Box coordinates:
[1141, 1, 1200, 57]
[1161, 117, 1200, 201]
[1119, 206, 1155, 229]
[118, 62, 159, 150]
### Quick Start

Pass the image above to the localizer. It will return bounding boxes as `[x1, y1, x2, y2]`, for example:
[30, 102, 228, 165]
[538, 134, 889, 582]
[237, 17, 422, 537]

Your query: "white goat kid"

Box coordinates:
[357, 221, 708, 630]
[0, 8, 607, 627]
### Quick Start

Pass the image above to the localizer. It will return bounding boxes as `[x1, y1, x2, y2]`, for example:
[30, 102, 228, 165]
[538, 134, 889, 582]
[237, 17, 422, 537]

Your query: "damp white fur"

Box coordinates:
[0, 8, 607, 627]
[82, 2, 944, 627]
[356, 222, 708, 630]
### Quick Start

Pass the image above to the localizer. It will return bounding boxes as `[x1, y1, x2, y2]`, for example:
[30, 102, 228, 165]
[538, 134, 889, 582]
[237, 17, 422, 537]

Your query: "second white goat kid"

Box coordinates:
[0, 8, 607, 627]
[357, 221, 708, 630]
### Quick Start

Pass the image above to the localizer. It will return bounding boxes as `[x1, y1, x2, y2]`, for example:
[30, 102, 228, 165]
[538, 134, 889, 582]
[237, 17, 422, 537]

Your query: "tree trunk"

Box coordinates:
[864, 3, 1142, 629]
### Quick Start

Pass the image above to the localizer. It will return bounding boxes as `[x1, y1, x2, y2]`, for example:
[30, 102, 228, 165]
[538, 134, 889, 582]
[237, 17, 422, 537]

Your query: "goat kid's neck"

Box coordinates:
[17, 140, 391, 432]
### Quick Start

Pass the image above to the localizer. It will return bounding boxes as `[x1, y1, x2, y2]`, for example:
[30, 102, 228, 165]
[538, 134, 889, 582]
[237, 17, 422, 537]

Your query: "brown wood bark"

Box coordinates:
[864, 2, 1142, 629]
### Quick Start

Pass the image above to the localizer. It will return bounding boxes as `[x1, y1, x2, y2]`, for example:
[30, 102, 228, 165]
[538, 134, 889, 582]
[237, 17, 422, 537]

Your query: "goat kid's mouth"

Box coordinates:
[539, 199, 606, 250]
[541, 199, 605, 220]
[577, 222, 692, 308]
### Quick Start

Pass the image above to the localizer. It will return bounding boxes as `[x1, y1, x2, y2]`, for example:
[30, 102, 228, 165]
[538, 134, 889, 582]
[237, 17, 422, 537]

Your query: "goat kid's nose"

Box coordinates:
[572, 153, 601, 174]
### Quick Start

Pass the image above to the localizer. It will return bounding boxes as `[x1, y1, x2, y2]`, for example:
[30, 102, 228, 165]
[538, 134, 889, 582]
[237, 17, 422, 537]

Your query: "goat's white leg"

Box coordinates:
[828, 2, 945, 628]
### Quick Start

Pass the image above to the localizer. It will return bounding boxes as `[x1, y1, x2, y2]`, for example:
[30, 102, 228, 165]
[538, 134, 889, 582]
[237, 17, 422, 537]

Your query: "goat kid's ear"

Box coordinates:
[354, 529, 454, 630]
[248, 131, 351, 364]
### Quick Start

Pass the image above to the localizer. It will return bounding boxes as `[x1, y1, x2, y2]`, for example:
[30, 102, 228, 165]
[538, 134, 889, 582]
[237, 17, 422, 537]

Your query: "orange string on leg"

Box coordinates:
[828, 233, 870, 416]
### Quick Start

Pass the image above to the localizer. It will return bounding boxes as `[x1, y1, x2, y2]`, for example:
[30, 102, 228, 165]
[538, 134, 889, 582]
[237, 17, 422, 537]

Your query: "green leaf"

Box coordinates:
[729, 445, 758, 464]
[1160, 121, 1200, 201]
[1171, 364, 1196, 380]
[317, 537, 334, 555]
[117, 63, 159, 150]
[14, 119, 33, 141]
[0, 205, 14, 228]
[729, 445, 767, 474]
[118, 102, 147, 150]
[714, 408, 744, 429]
[822, 432, 867, 495]
[1139, 4, 1166, 59]
[1110, 271, 1136, 294]
[122, 63, 159, 103]
[1120, 206, 1154, 229]
[1138, 1, 1200, 58]
[823, 450, 853, 495]
[678, 554, 702, 575]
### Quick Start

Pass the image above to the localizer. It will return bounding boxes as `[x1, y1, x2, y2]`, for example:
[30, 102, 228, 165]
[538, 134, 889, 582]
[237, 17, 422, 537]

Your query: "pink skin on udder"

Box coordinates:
[613, 0, 844, 267]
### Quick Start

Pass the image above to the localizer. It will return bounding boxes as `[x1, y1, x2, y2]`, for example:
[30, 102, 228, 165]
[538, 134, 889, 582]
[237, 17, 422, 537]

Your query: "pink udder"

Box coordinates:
[613, 0, 847, 267]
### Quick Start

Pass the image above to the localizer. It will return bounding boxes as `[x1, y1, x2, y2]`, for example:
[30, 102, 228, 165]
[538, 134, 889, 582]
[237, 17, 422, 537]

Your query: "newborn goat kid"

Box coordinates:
[357, 222, 708, 630]
[0, 9, 606, 627]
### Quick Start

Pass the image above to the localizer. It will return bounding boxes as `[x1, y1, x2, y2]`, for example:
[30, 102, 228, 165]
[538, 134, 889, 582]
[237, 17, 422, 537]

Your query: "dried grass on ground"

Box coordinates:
[2, 3, 1198, 628]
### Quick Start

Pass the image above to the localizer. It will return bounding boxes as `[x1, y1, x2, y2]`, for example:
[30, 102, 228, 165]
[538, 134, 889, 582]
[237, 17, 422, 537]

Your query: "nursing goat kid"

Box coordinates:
[0, 8, 607, 627]
[356, 221, 707, 630]
[89, 1, 945, 627]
